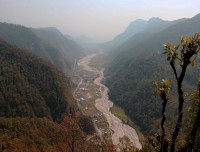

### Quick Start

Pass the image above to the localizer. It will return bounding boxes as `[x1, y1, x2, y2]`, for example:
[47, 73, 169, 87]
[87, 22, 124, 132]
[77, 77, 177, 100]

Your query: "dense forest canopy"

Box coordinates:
[0, 39, 75, 121]
[0, 22, 84, 73]
[104, 13, 200, 134]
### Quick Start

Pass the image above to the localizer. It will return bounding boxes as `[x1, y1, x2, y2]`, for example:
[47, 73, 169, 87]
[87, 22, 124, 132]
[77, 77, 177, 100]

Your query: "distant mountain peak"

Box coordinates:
[129, 19, 146, 26]
[131, 19, 146, 23]
[147, 17, 164, 24]
[148, 17, 163, 21]
[145, 17, 165, 27]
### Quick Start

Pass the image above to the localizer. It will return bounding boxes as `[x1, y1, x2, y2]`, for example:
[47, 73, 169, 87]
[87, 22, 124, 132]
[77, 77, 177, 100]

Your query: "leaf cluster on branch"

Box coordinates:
[150, 33, 200, 152]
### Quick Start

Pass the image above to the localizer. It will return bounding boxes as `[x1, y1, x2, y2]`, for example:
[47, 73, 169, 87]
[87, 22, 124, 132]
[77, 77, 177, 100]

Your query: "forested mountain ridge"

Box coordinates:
[0, 39, 75, 121]
[0, 22, 84, 73]
[31, 27, 84, 70]
[108, 18, 187, 60]
[0, 22, 49, 58]
[100, 17, 186, 52]
[0, 39, 97, 151]
[100, 19, 146, 50]
[105, 13, 200, 134]
[108, 13, 200, 72]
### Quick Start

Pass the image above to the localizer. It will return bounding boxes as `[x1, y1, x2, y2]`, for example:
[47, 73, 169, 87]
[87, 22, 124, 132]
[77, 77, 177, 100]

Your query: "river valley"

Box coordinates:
[72, 51, 142, 150]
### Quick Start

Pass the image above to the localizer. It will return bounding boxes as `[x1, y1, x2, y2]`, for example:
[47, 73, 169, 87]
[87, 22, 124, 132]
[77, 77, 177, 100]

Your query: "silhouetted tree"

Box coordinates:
[152, 33, 200, 152]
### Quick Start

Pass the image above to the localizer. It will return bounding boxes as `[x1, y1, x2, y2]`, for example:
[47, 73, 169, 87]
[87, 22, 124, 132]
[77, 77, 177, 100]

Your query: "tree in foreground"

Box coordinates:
[149, 33, 200, 152]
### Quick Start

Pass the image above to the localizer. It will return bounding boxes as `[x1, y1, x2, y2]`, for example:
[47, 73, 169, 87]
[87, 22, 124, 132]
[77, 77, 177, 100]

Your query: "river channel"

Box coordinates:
[77, 52, 142, 149]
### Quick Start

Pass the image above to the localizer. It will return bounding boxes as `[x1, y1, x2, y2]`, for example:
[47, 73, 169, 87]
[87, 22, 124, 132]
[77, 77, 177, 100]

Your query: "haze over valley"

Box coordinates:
[0, 1, 200, 151]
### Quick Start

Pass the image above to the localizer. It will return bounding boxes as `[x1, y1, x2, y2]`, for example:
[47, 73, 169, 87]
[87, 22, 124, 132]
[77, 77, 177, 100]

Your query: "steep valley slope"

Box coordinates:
[104, 13, 200, 134]
[0, 39, 75, 120]
[0, 22, 84, 73]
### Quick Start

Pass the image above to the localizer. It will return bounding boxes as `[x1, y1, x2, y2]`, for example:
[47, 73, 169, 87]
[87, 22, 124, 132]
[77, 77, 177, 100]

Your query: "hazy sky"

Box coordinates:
[0, 0, 199, 42]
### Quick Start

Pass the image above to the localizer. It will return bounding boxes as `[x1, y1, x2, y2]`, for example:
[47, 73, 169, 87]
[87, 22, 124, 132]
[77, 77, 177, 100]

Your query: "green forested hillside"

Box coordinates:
[107, 13, 200, 73]
[0, 40, 97, 151]
[31, 27, 84, 70]
[101, 17, 186, 53]
[0, 39, 75, 121]
[105, 13, 200, 134]
[106, 54, 199, 134]
[0, 22, 83, 73]
[107, 18, 187, 61]
[0, 22, 49, 58]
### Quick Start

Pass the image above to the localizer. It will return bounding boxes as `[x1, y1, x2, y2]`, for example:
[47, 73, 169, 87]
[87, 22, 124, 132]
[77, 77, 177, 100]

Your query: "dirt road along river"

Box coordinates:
[78, 53, 142, 149]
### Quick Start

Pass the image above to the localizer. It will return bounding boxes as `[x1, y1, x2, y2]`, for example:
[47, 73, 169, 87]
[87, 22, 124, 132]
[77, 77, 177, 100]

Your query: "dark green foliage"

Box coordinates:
[105, 13, 200, 134]
[140, 139, 157, 152]
[0, 22, 49, 58]
[185, 78, 200, 151]
[0, 40, 74, 121]
[138, 33, 200, 152]
[106, 56, 172, 134]
[161, 33, 200, 152]
[106, 13, 200, 76]
[102, 17, 186, 55]
[0, 22, 84, 72]
[106, 53, 198, 135]
[78, 116, 95, 135]
[31, 27, 84, 65]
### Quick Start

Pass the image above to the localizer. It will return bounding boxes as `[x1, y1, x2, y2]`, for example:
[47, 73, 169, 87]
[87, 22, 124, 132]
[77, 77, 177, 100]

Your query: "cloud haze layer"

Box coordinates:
[0, 0, 199, 42]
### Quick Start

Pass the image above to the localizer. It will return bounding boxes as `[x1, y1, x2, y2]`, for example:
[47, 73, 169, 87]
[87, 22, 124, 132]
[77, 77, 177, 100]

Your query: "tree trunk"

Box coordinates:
[170, 61, 189, 152]
[160, 92, 169, 152]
